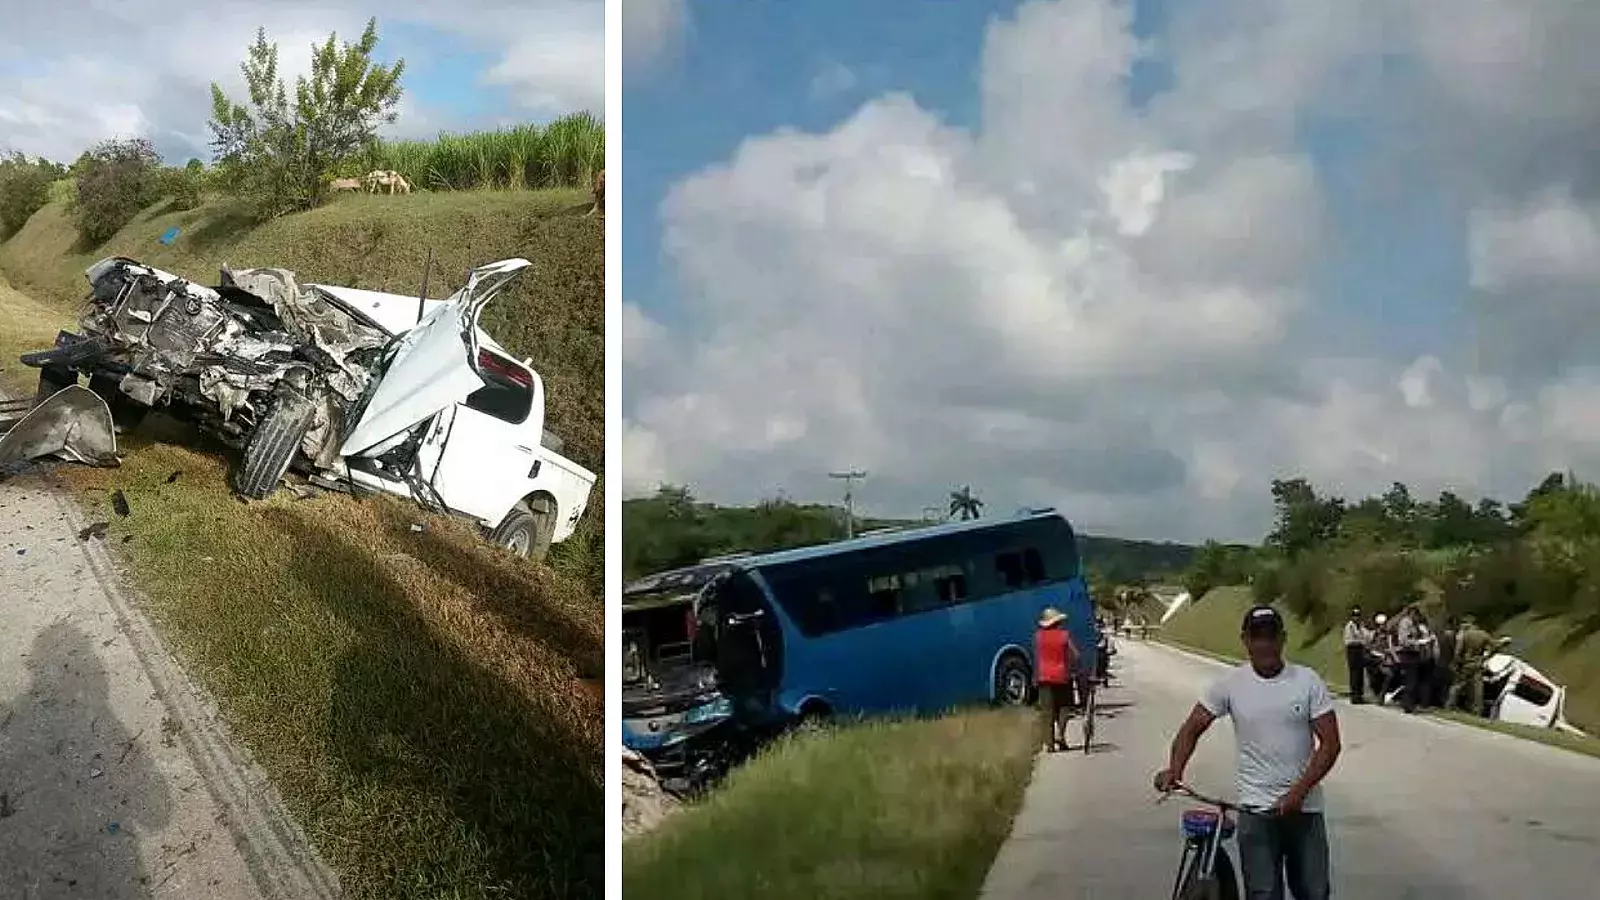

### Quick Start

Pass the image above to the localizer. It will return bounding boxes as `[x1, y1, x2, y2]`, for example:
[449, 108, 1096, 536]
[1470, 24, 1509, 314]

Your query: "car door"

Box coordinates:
[426, 354, 544, 523]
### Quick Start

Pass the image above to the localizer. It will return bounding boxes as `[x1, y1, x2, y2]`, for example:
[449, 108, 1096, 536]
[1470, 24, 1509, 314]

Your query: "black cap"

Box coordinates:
[1242, 605, 1285, 635]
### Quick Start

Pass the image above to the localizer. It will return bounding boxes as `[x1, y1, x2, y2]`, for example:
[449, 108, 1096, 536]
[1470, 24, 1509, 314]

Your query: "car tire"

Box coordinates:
[234, 388, 316, 499]
[994, 652, 1033, 707]
[489, 504, 556, 562]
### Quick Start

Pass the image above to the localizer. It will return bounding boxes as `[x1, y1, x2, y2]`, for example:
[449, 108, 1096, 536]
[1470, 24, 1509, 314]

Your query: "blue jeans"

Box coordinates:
[1235, 811, 1330, 900]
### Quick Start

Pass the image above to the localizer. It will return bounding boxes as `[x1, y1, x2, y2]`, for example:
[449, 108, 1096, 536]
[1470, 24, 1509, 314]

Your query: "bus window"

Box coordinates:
[920, 563, 969, 610]
[867, 574, 902, 619]
[1023, 548, 1046, 583]
[996, 547, 1047, 589]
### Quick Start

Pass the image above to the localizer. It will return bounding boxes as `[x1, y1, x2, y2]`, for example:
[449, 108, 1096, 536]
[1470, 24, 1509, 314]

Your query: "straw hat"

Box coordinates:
[1038, 607, 1067, 628]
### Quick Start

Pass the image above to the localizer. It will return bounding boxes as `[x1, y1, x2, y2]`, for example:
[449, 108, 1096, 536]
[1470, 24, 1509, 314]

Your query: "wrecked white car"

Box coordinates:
[19, 256, 594, 560]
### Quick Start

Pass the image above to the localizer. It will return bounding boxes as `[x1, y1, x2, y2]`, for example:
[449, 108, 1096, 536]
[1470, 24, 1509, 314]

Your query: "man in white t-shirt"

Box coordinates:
[1154, 605, 1342, 900]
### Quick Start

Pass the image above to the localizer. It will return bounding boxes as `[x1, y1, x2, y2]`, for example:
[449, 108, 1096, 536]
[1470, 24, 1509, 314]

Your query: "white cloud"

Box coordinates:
[809, 60, 858, 102]
[0, 0, 602, 163]
[622, 0, 689, 73]
[624, 0, 1600, 542]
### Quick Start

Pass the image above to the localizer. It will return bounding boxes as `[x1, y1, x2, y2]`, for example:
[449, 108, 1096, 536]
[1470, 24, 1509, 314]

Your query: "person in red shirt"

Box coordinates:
[1035, 607, 1081, 753]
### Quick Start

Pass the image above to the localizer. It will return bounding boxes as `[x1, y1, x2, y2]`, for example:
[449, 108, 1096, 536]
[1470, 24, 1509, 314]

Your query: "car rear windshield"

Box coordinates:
[468, 349, 534, 424]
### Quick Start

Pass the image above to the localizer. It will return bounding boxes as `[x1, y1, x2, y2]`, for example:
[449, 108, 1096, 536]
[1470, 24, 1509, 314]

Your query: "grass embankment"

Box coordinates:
[0, 190, 604, 898]
[623, 709, 1035, 900]
[1160, 587, 1600, 759]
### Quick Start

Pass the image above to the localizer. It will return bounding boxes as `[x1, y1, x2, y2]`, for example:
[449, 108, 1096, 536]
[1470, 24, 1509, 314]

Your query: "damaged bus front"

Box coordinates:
[621, 560, 743, 791]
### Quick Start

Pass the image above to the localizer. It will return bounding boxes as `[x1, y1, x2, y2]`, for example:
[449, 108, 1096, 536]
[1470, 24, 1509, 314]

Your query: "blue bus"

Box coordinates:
[698, 509, 1099, 727]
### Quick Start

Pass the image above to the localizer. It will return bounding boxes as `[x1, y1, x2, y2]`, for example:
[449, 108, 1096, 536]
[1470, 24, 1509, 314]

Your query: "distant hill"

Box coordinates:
[622, 494, 1195, 584]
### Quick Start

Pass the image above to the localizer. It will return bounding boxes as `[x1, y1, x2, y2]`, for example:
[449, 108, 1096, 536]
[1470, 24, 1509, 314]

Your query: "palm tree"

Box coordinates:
[948, 486, 984, 521]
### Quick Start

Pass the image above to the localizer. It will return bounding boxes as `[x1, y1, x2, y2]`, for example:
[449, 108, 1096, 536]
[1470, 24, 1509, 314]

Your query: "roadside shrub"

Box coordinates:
[1346, 550, 1422, 617]
[1250, 562, 1283, 606]
[153, 165, 203, 211]
[209, 20, 404, 218]
[0, 161, 52, 236]
[1278, 552, 1334, 628]
[72, 138, 161, 246]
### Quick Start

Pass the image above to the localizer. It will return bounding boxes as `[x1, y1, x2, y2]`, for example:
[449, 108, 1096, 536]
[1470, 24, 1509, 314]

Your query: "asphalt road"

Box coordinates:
[0, 471, 337, 900]
[981, 639, 1600, 898]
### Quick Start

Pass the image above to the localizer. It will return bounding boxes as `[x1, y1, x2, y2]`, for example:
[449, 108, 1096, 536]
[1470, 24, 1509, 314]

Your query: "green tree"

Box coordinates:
[948, 486, 983, 521]
[72, 138, 161, 246]
[1380, 481, 1418, 545]
[1266, 477, 1345, 558]
[0, 153, 53, 236]
[209, 19, 404, 217]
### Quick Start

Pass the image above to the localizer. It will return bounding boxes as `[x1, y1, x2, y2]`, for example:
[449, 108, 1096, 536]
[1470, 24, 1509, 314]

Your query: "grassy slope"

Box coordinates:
[623, 709, 1036, 900]
[1161, 586, 1600, 755]
[0, 192, 604, 898]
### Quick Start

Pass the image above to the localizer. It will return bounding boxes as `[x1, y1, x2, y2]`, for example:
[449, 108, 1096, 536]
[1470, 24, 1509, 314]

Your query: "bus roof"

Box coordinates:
[732, 509, 1071, 571]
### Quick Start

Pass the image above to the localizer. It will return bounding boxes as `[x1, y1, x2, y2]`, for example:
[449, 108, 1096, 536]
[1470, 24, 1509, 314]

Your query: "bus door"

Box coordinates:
[706, 570, 782, 712]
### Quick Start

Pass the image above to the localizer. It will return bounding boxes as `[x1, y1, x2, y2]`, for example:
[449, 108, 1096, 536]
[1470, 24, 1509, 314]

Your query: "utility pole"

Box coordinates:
[829, 470, 867, 539]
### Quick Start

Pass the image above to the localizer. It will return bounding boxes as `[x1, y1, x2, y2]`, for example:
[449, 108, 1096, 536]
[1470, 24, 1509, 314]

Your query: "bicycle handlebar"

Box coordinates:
[1156, 782, 1239, 812]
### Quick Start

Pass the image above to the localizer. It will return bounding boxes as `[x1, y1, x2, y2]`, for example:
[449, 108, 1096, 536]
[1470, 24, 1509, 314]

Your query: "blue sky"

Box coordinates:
[624, 0, 1459, 359]
[623, 0, 1006, 328]
[621, 0, 1600, 542]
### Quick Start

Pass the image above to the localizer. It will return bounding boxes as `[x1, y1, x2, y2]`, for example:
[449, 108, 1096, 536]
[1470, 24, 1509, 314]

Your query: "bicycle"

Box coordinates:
[1156, 782, 1242, 900]
[1079, 676, 1097, 754]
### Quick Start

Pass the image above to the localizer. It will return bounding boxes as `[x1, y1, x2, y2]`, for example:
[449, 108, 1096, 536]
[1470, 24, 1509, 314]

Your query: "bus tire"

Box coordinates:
[994, 652, 1033, 707]
[795, 702, 831, 734]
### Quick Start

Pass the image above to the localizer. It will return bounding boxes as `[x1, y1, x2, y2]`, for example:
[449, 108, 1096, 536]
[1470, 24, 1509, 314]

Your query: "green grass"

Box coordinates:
[0, 273, 69, 393]
[366, 114, 603, 192]
[1, 188, 605, 897]
[623, 709, 1036, 900]
[1160, 586, 1600, 759]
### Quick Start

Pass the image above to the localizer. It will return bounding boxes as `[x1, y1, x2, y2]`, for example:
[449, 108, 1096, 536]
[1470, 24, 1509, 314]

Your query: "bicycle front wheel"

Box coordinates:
[1174, 841, 1238, 900]
[1082, 688, 1097, 754]
[1173, 845, 1216, 900]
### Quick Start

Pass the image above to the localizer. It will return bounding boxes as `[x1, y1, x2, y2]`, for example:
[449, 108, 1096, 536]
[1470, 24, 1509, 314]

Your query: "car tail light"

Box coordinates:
[476, 348, 533, 388]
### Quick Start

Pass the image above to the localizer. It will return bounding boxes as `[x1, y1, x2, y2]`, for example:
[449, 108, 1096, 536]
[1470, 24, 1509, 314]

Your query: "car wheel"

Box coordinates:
[994, 653, 1033, 707]
[234, 388, 316, 499]
[489, 504, 555, 562]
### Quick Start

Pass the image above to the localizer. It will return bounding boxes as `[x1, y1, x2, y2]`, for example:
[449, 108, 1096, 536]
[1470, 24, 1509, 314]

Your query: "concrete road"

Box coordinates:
[982, 640, 1600, 898]
[0, 472, 338, 899]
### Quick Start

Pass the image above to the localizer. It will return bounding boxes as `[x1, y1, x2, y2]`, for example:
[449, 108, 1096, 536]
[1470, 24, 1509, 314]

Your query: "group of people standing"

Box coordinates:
[1341, 605, 1507, 716]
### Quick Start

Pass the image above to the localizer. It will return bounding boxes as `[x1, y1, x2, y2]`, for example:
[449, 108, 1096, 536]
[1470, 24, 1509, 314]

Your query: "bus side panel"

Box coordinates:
[963, 576, 1097, 700]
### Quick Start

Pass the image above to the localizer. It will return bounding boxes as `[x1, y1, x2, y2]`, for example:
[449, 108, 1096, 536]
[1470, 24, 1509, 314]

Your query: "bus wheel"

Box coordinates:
[795, 703, 831, 734]
[994, 653, 1032, 707]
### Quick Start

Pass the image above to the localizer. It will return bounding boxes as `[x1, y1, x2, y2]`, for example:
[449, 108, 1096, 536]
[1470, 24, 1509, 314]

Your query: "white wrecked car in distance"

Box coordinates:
[20, 256, 593, 560]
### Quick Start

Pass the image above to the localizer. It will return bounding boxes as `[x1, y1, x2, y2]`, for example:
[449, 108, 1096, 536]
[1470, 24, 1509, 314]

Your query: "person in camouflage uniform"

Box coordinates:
[1450, 615, 1503, 717]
